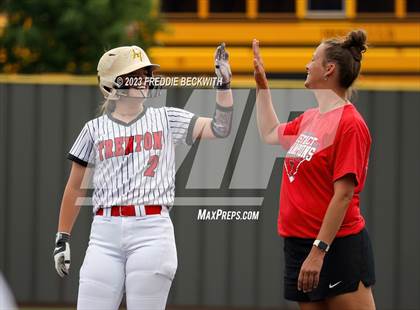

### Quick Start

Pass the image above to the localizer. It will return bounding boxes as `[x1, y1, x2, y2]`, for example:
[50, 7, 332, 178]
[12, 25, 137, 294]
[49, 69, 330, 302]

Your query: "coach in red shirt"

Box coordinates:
[253, 30, 376, 310]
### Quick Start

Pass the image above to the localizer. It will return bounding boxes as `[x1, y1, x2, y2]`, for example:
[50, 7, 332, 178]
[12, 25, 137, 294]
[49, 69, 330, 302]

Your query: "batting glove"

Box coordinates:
[214, 42, 232, 89]
[53, 232, 71, 277]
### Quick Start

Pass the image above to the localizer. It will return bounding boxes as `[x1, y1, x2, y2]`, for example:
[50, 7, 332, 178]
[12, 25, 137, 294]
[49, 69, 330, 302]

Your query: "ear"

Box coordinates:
[324, 62, 336, 79]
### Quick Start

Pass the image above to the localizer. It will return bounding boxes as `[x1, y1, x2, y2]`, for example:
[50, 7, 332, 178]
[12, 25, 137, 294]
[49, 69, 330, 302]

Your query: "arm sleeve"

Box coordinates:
[165, 107, 198, 145]
[277, 113, 304, 150]
[67, 123, 95, 166]
[332, 124, 369, 187]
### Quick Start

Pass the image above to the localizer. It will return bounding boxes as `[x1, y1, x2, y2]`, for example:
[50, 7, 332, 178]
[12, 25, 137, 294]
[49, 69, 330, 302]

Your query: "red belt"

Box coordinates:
[96, 205, 162, 216]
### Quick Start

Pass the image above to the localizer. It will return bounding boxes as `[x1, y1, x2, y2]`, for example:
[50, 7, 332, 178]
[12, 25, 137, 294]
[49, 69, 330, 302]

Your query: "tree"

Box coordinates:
[0, 0, 163, 74]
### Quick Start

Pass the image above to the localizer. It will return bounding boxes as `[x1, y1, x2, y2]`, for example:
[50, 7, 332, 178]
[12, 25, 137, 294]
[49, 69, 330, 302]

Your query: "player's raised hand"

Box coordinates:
[53, 232, 71, 277]
[253, 39, 268, 89]
[214, 42, 232, 89]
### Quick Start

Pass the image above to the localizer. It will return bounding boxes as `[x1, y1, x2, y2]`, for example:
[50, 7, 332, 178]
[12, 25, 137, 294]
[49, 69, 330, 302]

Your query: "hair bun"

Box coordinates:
[342, 29, 367, 62]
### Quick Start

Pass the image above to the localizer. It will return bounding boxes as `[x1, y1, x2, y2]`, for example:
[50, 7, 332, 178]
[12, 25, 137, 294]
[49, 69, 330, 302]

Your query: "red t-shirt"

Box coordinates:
[277, 103, 371, 238]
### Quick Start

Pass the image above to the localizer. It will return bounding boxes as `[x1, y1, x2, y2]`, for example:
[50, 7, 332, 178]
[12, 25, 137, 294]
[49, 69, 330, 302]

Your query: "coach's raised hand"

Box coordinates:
[214, 42, 232, 89]
[253, 39, 269, 89]
[53, 232, 71, 277]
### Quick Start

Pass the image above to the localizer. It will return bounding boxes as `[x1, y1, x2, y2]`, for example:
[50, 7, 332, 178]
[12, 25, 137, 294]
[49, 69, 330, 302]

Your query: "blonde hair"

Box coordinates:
[98, 99, 116, 116]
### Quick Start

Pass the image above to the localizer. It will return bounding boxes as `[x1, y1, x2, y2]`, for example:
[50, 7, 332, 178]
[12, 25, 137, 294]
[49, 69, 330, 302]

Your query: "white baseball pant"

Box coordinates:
[77, 209, 177, 310]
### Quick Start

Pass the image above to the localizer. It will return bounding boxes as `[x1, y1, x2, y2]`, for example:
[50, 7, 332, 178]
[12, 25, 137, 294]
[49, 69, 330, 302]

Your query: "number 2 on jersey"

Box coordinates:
[144, 155, 159, 177]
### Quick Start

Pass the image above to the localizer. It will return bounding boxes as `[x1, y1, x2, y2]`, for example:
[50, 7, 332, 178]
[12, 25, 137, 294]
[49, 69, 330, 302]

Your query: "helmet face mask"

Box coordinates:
[114, 67, 152, 98]
[97, 46, 161, 100]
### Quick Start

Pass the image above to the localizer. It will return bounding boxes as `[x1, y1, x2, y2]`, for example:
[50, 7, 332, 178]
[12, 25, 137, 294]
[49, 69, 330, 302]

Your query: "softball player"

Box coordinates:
[254, 30, 376, 310]
[53, 44, 233, 309]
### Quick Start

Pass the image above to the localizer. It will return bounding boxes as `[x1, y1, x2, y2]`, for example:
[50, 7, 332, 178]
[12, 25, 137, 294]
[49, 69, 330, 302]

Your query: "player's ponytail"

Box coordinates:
[98, 99, 116, 115]
[323, 29, 368, 89]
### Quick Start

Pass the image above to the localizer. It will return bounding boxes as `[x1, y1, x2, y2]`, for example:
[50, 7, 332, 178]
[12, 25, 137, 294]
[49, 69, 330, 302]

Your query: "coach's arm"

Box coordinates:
[252, 39, 281, 145]
[298, 174, 356, 293]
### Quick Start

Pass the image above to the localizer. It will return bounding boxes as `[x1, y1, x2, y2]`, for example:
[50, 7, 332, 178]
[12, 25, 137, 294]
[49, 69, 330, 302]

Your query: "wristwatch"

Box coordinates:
[313, 239, 330, 252]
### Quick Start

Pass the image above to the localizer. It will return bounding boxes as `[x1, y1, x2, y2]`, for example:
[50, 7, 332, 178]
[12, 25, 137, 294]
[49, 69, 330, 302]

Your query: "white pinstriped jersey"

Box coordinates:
[68, 106, 197, 212]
